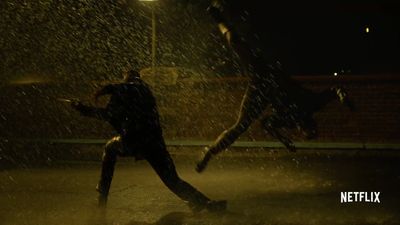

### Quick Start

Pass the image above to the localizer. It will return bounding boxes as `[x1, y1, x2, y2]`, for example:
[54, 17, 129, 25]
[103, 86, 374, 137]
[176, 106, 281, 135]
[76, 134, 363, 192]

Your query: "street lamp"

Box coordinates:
[139, 0, 157, 71]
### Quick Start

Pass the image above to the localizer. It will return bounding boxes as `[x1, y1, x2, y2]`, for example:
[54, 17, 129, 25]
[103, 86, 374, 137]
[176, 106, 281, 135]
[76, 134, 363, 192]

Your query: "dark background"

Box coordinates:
[213, 0, 400, 75]
[1, 0, 400, 82]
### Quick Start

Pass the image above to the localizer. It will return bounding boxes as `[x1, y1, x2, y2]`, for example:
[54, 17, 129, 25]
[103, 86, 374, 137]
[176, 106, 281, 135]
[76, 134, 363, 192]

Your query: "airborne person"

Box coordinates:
[196, 2, 354, 173]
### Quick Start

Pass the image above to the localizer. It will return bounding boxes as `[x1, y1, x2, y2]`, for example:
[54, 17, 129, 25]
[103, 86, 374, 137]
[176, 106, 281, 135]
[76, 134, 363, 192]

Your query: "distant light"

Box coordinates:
[334, 72, 338, 76]
[9, 75, 51, 85]
[365, 27, 370, 33]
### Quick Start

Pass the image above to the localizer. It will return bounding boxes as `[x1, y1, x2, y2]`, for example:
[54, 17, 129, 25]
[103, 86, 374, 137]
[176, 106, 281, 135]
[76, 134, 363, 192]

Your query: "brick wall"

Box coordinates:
[0, 75, 399, 143]
[154, 75, 400, 143]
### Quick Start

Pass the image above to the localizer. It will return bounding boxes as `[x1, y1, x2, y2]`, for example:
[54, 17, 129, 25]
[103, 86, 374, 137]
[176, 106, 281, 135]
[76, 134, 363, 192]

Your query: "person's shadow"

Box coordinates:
[88, 204, 246, 225]
[88, 209, 188, 225]
[89, 208, 262, 225]
[126, 210, 257, 225]
[126, 211, 188, 225]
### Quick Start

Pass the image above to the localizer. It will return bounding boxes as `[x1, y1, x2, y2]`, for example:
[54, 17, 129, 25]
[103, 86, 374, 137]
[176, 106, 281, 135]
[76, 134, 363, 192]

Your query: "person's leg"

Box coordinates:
[262, 114, 296, 152]
[212, 85, 269, 153]
[146, 147, 226, 212]
[97, 136, 123, 206]
[196, 85, 269, 172]
[285, 86, 354, 142]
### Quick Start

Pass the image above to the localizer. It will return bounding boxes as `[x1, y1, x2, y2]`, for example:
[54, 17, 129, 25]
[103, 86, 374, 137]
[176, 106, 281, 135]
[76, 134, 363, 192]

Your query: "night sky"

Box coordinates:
[218, 0, 400, 75]
[1, 0, 399, 79]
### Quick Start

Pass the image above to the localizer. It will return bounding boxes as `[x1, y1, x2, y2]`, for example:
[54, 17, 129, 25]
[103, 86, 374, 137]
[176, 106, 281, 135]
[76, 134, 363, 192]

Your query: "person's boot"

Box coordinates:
[96, 180, 111, 207]
[196, 147, 213, 173]
[96, 151, 116, 207]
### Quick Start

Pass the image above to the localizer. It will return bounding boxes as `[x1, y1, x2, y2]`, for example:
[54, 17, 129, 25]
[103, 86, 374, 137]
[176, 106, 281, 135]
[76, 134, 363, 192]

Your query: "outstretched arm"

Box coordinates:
[94, 84, 115, 102]
[71, 101, 110, 121]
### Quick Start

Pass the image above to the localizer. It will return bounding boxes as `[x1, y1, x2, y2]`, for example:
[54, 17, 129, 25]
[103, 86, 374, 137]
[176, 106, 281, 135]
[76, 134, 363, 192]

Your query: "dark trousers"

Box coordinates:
[98, 136, 210, 206]
[208, 83, 271, 155]
[207, 83, 339, 154]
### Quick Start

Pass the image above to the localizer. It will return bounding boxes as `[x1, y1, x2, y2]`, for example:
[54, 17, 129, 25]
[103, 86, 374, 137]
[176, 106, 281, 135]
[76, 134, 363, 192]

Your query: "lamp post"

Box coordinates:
[139, 0, 157, 71]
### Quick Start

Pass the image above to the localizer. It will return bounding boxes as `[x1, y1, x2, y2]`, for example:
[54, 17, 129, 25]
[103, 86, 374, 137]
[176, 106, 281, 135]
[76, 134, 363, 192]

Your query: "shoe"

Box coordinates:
[335, 87, 355, 111]
[283, 140, 296, 153]
[196, 148, 213, 173]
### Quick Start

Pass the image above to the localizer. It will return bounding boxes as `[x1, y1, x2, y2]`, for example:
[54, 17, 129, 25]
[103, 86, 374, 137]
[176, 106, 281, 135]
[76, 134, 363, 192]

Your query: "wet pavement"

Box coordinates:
[1, 149, 400, 225]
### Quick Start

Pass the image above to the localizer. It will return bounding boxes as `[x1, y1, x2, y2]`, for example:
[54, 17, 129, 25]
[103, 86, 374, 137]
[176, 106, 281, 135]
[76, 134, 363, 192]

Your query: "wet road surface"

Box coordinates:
[1, 149, 399, 225]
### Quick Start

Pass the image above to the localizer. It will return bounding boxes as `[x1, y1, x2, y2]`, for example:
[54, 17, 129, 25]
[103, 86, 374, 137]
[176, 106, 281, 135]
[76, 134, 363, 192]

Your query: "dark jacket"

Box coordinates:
[76, 78, 163, 149]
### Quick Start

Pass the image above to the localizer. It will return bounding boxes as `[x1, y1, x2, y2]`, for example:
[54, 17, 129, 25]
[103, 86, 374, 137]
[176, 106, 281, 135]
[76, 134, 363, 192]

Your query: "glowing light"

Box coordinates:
[9, 74, 51, 85]
[334, 72, 338, 76]
[365, 27, 370, 33]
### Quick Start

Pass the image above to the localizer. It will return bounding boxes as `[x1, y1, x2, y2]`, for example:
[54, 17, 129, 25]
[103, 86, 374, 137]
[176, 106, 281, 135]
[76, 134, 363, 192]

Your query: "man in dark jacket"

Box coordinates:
[71, 70, 226, 212]
[196, 2, 354, 173]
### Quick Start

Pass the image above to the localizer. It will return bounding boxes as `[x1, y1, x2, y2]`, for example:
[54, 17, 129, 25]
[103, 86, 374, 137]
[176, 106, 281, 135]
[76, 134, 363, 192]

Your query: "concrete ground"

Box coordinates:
[1, 148, 400, 225]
